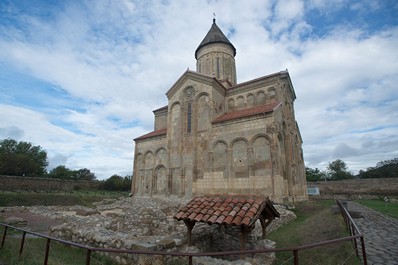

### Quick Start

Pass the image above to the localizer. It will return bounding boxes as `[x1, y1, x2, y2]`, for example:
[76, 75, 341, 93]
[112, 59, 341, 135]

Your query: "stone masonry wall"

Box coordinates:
[307, 178, 398, 196]
[0, 175, 100, 191]
[193, 172, 273, 196]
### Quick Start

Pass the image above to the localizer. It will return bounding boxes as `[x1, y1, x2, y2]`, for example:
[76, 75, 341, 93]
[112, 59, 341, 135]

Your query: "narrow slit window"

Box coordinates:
[187, 103, 192, 134]
[216, 58, 220, 78]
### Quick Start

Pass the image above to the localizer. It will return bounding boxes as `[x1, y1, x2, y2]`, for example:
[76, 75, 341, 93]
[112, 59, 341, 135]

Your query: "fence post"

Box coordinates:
[43, 238, 51, 265]
[351, 223, 359, 256]
[86, 249, 91, 265]
[19, 231, 26, 256]
[293, 249, 299, 265]
[360, 236, 368, 265]
[189, 255, 192, 265]
[1, 226, 7, 247]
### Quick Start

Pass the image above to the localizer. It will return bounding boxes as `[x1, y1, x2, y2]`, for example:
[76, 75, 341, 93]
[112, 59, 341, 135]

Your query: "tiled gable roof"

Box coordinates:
[134, 128, 167, 141]
[174, 195, 279, 227]
[212, 102, 281, 124]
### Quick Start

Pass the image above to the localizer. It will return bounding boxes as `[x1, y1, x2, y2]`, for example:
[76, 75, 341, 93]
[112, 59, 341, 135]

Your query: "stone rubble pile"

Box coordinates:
[3, 197, 296, 265]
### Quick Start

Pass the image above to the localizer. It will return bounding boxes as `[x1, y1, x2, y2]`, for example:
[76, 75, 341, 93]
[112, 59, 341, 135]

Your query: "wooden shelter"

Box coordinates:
[174, 195, 280, 251]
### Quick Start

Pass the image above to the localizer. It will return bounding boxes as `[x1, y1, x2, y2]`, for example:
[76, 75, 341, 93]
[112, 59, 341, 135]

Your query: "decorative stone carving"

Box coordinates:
[184, 86, 195, 101]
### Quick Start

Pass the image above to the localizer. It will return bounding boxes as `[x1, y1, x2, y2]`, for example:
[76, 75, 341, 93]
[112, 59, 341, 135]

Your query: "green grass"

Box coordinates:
[268, 200, 361, 265]
[356, 199, 398, 219]
[0, 228, 117, 265]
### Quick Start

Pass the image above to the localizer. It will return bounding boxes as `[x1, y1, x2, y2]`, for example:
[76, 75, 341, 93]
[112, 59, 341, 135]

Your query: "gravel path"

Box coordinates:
[348, 201, 398, 265]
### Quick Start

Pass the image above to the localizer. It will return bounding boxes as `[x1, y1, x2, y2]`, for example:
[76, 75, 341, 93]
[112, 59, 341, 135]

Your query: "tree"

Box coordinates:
[74, 168, 97, 181]
[48, 165, 97, 181]
[0, 138, 48, 177]
[101, 174, 131, 191]
[48, 165, 74, 179]
[123, 175, 132, 190]
[102, 175, 124, 191]
[327, 159, 354, 180]
[305, 167, 326, 182]
[358, 158, 398, 179]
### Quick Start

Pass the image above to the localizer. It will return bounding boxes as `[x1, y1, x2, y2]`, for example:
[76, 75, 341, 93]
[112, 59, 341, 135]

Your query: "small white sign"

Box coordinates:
[307, 187, 320, 195]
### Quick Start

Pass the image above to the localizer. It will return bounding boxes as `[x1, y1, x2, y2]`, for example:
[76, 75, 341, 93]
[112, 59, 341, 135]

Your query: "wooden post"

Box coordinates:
[259, 214, 273, 239]
[184, 220, 195, 246]
[259, 216, 266, 239]
[240, 227, 249, 259]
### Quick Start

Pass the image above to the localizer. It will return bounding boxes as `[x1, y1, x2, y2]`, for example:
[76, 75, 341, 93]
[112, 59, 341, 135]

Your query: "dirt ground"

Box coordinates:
[0, 210, 62, 235]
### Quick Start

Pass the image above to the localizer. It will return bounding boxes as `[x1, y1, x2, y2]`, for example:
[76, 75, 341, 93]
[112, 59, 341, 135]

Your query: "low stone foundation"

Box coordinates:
[4, 197, 295, 264]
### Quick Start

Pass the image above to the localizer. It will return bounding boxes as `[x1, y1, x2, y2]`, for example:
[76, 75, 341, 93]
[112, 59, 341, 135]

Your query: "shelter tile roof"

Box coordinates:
[174, 195, 279, 228]
[212, 102, 281, 124]
[134, 128, 167, 141]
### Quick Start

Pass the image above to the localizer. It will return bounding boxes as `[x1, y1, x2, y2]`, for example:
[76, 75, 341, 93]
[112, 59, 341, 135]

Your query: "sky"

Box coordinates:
[0, 0, 397, 180]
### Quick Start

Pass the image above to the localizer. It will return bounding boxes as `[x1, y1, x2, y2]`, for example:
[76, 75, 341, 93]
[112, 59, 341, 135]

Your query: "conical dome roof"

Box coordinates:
[195, 19, 236, 59]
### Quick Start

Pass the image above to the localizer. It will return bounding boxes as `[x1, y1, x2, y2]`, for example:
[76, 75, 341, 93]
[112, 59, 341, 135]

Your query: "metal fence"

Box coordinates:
[1, 200, 367, 265]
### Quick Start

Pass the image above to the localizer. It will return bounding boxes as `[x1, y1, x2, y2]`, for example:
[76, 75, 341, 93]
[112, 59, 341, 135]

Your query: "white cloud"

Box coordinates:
[0, 0, 397, 178]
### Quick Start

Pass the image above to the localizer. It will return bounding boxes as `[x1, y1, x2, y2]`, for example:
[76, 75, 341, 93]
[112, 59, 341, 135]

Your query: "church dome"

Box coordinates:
[195, 19, 236, 59]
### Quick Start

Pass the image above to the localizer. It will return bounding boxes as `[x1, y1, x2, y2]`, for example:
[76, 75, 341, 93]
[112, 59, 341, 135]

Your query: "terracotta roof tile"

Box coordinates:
[194, 214, 204, 222]
[221, 210, 230, 216]
[246, 211, 255, 218]
[188, 212, 197, 219]
[174, 195, 279, 228]
[202, 214, 211, 222]
[194, 207, 202, 214]
[242, 217, 251, 226]
[249, 206, 258, 213]
[232, 215, 242, 225]
[237, 209, 246, 217]
[215, 215, 226, 224]
[134, 128, 167, 141]
[207, 215, 218, 223]
[212, 102, 281, 124]
[174, 212, 184, 219]
[224, 215, 234, 224]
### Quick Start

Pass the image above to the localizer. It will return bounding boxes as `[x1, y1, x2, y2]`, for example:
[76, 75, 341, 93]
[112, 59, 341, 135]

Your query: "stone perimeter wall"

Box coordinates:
[0, 175, 100, 191]
[307, 178, 398, 196]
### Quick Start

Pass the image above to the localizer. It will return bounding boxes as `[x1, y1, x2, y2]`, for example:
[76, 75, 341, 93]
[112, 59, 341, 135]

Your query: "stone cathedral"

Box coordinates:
[132, 19, 307, 203]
